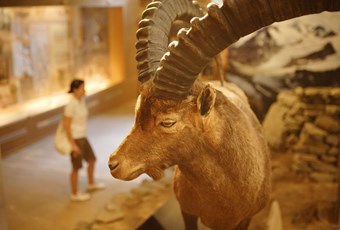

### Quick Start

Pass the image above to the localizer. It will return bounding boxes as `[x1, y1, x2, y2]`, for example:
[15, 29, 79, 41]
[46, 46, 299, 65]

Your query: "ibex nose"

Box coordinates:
[108, 161, 119, 171]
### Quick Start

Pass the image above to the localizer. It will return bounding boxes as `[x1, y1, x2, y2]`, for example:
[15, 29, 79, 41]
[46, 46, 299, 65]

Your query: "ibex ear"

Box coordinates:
[197, 84, 216, 116]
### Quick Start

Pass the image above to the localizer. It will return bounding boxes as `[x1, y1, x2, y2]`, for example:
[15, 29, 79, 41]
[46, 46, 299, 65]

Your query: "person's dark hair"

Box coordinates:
[68, 79, 84, 93]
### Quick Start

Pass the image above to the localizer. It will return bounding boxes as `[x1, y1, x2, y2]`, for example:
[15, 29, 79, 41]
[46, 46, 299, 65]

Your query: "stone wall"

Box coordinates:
[263, 87, 340, 182]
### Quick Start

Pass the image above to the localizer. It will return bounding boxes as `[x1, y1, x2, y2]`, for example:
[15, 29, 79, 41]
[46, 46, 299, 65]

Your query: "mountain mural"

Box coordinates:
[227, 11, 340, 119]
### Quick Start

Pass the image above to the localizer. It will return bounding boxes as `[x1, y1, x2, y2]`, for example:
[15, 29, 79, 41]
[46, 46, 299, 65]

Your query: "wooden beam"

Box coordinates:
[336, 152, 340, 227]
[108, 7, 125, 84]
[0, 150, 8, 230]
[0, 0, 125, 7]
[0, 0, 69, 7]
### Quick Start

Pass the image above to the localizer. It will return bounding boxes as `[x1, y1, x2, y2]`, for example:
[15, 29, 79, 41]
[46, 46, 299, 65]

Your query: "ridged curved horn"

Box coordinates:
[136, 0, 202, 83]
[152, 0, 340, 99]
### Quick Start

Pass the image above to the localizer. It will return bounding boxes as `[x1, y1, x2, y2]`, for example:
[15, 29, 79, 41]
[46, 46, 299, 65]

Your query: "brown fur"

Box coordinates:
[109, 80, 271, 230]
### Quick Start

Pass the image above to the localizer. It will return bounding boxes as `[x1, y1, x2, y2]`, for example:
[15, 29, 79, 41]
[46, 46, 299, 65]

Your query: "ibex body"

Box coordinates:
[109, 0, 340, 229]
[109, 80, 270, 229]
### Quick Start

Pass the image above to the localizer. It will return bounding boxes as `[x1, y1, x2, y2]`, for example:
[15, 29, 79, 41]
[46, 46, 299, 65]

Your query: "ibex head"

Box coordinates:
[109, 0, 203, 180]
[109, 79, 221, 180]
[109, 0, 340, 182]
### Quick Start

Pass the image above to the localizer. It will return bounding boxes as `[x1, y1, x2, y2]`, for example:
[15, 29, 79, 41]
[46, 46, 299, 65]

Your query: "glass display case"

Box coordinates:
[0, 2, 129, 126]
[0, 0, 138, 155]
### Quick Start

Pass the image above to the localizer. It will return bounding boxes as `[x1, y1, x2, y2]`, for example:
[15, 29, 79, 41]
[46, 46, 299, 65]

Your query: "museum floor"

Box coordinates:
[1, 100, 182, 230]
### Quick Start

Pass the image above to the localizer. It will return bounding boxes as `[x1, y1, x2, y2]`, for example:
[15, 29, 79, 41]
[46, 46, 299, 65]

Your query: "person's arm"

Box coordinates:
[63, 116, 80, 155]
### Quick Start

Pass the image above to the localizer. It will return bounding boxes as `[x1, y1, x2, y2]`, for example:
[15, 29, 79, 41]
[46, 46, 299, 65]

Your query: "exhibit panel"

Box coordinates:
[0, 5, 124, 109]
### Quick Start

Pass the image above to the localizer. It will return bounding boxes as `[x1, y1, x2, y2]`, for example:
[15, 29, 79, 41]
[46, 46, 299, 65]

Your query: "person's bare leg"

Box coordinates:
[87, 160, 95, 185]
[70, 169, 78, 195]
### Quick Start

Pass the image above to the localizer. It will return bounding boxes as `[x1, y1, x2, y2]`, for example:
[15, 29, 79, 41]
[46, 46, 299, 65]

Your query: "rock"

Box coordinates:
[329, 88, 340, 104]
[300, 122, 328, 142]
[75, 221, 93, 230]
[310, 172, 335, 182]
[277, 91, 299, 107]
[304, 103, 326, 110]
[298, 153, 318, 162]
[315, 115, 340, 133]
[292, 156, 313, 172]
[330, 88, 340, 99]
[317, 201, 337, 223]
[303, 88, 330, 104]
[262, 103, 289, 149]
[286, 134, 299, 146]
[326, 135, 339, 146]
[95, 209, 124, 224]
[285, 116, 303, 132]
[294, 87, 304, 97]
[320, 155, 337, 164]
[308, 142, 330, 155]
[263, 86, 340, 182]
[141, 179, 169, 191]
[267, 200, 283, 230]
[325, 105, 340, 116]
[272, 166, 291, 180]
[131, 186, 154, 197]
[303, 108, 325, 117]
[309, 160, 337, 173]
[106, 202, 120, 212]
[111, 192, 141, 207]
[288, 103, 305, 116]
[328, 147, 339, 156]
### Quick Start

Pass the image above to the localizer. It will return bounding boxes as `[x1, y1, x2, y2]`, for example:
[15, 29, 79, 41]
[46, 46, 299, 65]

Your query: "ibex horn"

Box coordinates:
[136, 0, 202, 83]
[152, 0, 340, 99]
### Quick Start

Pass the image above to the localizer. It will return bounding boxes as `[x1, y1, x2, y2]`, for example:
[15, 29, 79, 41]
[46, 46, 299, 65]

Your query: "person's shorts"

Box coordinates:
[70, 138, 96, 170]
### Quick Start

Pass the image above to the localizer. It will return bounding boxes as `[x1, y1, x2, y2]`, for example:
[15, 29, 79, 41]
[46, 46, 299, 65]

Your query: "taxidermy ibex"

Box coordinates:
[109, 0, 340, 229]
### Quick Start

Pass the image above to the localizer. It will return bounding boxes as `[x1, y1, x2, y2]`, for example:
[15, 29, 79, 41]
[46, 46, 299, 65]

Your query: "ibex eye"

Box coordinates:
[160, 119, 176, 128]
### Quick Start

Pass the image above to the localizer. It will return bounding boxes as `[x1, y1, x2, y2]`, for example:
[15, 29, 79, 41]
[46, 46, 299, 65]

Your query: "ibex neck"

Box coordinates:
[177, 151, 232, 192]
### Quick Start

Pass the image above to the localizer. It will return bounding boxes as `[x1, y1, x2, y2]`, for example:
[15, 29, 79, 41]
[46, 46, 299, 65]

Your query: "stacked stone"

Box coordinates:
[263, 87, 340, 182]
